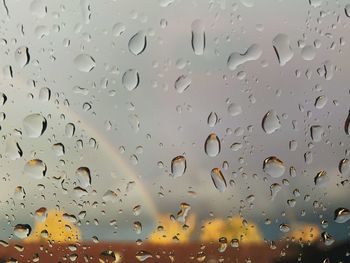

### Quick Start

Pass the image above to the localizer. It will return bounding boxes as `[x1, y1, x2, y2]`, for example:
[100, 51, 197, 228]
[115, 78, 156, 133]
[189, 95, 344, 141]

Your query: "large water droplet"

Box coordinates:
[263, 156, 285, 178]
[23, 113, 47, 138]
[74, 54, 96, 72]
[272, 34, 293, 66]
[334, 208, 350, 223]
[339, 159, 350, 175]
[175, 75, 191, 94]
[228, 103, 242, 117]
[211, 168, 227, 192]
[15, 46, 30, 68]
[262, 110, 281, 134]
[76, 167, 91, 188]
[345, 110, 350, 135]
[34, 207, 48, 222]
[122, 69, 140, 91]
[171, 155, 186, 178]
[314, 170, 329, 187]
[310, 125, 324, 142]
[227, 44, 262, 71]
[24, 159, 47, 179]
[128, 31, 147, 55]
[301, 45, 316, 61]
[191, 19, 205, 55]
[204, 133, 221, 157]
[14, 224, 31, 239]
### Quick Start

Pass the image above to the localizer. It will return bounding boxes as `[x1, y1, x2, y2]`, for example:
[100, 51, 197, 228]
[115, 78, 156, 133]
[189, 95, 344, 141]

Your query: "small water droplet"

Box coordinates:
[135, 250, 153, 262]
[310, 125, 324, 142]
[345, 110, 350, 135]
[346, 4, 350, 17]
[204, 133, 221, 157]
[321, 232, 335, 246]
[228, 103, 242, 117]
[112, 23, 126, 37]
[207, 112, 218, 127]
[34, 207, 48, 222]
[65, 123, 75, 138]
[211, 168, 227, 192]
[315, 96, 328, 109]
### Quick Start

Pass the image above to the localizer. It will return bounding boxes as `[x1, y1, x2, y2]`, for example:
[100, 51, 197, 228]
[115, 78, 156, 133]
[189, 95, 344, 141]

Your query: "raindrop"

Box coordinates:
[272, 34, 293, 66]
[0, 93, 7, 106]
[5, 139, 23, 160]
[65, 123, 75, 138]
[315, 96, 328, 109]
[207, 112, 218, 127]
[112, 23, 126, 37]
[39, 87, 51, 102]
[99, 250, 121, 263]
[345, 110, 350, 135]
[14, 224, 31, 239]
[310, 125, 324, 142]
[314, 171, 329, 186]
[34, 207, 48, 222]
[263, 156, 285, 178]
[74, 54, 96, 72]
[122, 69, 140, 91]
[171, 155, 187, 178]
[135, 250, 153, 262]
[211, 168, 227, 192]
[227, 44, 262, 71]
[159, 0, 174, 7]
[133, 221, 142, 234]
[76, 167, 91, 188]
[279, 223, 290, 233]
[270, 183, 281, 201]
[301, 45, 316, 61]
[128, 114, 140, 133]
[204, 133, 221, 157]
[24, 159, 47, 179]
[191, 19, 205, 55]
[23, 113, 47, 138]
[321, 232, 335, 246]
[346, 4, 350, 18]
[228, 103, 242, 117]
[14, 186, 26, 200]
[52, 143, 65, 157]
[128, 31, 147, 55]
[103, 190, 118, 202]
[15, 46, 30, 68]
[175, 75, 191, 94]
[334, 208, 350, 224]
[339, 159, 350, 175]
[262, 110, 281, 134]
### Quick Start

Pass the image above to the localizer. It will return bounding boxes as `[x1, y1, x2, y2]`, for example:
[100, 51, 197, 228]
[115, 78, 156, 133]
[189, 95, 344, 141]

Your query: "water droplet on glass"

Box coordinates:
[14, 224, 31, 239]
[262, 110, 281, 134]
[263, 156, 285, 178]
[128, 114, 140, 133]
[191, 19, 205, 55]
[321, 232, 335, 246]
[207, 112, 218, 127]
[315, 96, 328, 109]
[314, 170, 329, 187]
[272, 34, 293, 66]
[301, 45, 316, 61]
[334, 208, 350, 223]
[65, 123, 75, 138]
[228, 103, 242, 117]
[34, 207, 48, 222]
[346, 4, 350, 17]
[211, 168, 227, 192]
[171, 155, 187, 178]
[76, 167, 91, 188]
[279, 223, 290, 233]
[122, 69, 140, 91]
[52, 143, 65, 157]
[227, 44, 262, 71]
[23, 113, 47, 138]
[74, 54, 96, 72]
[270, 183, 281, 201]
[135, 250, 153, 261]
[175, 75, 191, 94]
[112, 23, 126, 37]
[128, 31, 147, 55]
[24, 159, 47, 179]
[6, 139, 23, 160]
[14, 186, 26, 200]
[99, 250, 121, 263]
[15, 46, 30, 68]
[310, 125, 324, 142]
[339, 159, 350, 175]
[204, 133, 221, 157]
[345, 110, 350, 135]
[133, 221, 142, 234]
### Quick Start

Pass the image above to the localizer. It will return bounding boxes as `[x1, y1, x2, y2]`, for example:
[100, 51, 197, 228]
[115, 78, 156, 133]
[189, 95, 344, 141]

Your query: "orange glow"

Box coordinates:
[287, 224, 320, 243]
[25, 210, 80, 243]
[148, 214, 196, 244]
[200, 216, 263, 244]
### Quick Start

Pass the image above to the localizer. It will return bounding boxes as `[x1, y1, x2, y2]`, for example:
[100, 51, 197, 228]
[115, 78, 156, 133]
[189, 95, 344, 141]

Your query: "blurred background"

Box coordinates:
[0, 0, 349, 262]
